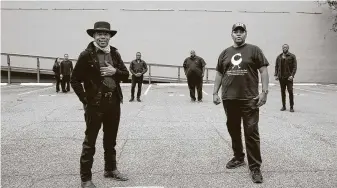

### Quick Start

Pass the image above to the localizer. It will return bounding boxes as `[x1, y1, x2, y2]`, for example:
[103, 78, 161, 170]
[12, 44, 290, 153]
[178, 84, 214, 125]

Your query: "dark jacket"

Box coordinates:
[60, 60, 73, 76]
[70, 42, 129, 105]
[52, 61, 61, 75]
[274, 52, 297, 78]
[129, 59, 148, 75]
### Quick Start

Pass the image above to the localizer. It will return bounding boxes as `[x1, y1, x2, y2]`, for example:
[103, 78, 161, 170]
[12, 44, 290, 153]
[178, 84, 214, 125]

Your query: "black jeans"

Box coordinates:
[279, 78, 294, 107]
[61, 75, 71, 92]
[80, 94, 121, 182]
[187, 75, 203, 101]
[55, 75, 61, 92]
[131, 75, 143, 99]
[223, 99, 262, 170]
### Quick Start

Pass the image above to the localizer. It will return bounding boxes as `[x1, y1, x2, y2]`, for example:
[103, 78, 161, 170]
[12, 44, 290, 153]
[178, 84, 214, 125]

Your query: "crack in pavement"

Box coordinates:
[117, 139, 128, 163]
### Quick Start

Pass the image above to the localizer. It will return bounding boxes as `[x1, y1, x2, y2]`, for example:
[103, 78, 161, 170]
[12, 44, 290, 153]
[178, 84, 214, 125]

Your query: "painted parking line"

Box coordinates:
[144, 84, 152, 95]
[296, 88, 326, 95]
[39, 94, 57, 97]
[18, 86, 54, 96]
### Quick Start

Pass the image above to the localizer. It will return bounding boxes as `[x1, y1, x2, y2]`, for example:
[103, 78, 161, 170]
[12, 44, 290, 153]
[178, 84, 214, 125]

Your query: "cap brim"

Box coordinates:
[232, 26, 246, 31]
[86, 29, 117, 38]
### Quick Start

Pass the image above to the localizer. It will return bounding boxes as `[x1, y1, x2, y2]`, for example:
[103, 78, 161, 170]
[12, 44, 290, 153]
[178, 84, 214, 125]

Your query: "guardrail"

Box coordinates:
[1, 52, 216, 84]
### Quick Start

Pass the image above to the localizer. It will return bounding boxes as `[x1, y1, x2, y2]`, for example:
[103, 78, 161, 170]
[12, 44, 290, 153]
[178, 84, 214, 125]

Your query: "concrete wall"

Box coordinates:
[1, 1, 337, 83]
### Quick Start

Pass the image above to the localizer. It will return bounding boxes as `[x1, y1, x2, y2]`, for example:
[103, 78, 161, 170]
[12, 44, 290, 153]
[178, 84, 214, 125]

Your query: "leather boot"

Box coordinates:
[104, 169, 129, 181]
[81, 180, 96, 188]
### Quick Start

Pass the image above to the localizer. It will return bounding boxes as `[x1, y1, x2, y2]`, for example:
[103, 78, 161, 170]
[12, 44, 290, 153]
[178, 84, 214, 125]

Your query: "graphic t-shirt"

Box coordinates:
[216, 43, 269, 100]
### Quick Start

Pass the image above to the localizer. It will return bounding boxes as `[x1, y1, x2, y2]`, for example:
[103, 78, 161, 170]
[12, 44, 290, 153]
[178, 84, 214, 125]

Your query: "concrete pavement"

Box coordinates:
[1, 83, 337, 188]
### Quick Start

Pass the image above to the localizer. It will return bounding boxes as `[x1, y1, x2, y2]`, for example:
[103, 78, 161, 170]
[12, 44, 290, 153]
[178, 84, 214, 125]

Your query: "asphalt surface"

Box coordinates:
[1, 83, 337, 188]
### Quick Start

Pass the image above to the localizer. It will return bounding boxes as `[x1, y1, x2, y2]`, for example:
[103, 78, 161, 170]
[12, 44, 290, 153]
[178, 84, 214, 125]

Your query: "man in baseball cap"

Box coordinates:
[232, 22, 247, 32]
[213, 22, 270, 184]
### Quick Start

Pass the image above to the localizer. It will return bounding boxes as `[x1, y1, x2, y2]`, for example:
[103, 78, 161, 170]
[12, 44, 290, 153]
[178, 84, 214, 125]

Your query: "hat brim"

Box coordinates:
[232, 26, 246, 31]
[86, 29, 117, 38]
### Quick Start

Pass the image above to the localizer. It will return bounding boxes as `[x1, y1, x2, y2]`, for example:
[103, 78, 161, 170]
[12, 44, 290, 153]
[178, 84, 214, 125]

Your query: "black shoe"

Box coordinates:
[198, 99, 203, 102]
[290, 107, 294, 112]
[226, 157, 245, 169]
[81, 180, 96, 188]
[104, 170, 129, 181]
[137, 98, 141, 102]
[250, 168, 263, 183]
[280, 106, 286, 111]
[129, 98, 134, 102]
[191, 98, 196, 102]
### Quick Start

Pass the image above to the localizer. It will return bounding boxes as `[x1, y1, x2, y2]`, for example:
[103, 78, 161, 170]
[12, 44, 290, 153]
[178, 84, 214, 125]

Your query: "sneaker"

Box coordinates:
[280, 106, 286, 111]
[129, 98, 134, 102]
[226, 157, 245, 169]
[290, 107, 294, 112]
[250, 168, 263, 183]
[198, 99, 203, 102]
[191, 98, 196, 102]
[137, 98, 141, 102]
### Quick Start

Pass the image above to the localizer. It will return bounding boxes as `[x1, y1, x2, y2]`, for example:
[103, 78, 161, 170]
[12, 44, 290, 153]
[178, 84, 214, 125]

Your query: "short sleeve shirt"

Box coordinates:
[216, 43, 269, 100]
[183, 56, 206, 77]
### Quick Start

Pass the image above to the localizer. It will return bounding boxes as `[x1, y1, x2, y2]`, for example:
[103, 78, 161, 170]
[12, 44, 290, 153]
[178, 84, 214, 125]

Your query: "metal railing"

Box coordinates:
[1, 52, 216, 84]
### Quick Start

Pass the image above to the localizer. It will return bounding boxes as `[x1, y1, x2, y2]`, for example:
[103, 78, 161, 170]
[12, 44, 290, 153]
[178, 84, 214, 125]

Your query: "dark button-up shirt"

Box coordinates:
[96, 49, 117, 92]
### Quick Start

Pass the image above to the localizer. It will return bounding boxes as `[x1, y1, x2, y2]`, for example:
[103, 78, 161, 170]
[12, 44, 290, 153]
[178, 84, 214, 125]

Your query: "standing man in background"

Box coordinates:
[60, 53, 73, 92]
[52, 57, 62, 93]
[213, 23, 269, 184]
[274, 44, 297, 112]
[70, 21, 129, 188]
[129, 52, 148, 102]
[183, 50, 206, 102]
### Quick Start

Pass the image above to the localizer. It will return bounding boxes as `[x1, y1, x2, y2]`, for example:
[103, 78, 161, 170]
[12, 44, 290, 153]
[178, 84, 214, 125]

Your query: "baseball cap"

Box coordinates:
[232, 22, 247, 31]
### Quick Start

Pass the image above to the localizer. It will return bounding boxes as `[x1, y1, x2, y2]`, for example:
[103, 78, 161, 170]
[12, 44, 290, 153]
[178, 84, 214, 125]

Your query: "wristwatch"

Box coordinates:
[262, 90, 269, 94]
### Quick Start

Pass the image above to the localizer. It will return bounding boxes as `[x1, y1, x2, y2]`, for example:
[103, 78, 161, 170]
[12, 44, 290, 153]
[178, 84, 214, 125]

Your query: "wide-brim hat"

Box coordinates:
[86, 21, 117, 38]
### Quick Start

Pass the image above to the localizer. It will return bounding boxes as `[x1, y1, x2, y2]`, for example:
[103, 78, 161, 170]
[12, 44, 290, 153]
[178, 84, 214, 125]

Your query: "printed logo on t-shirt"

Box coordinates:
[227, 53, 248, 76]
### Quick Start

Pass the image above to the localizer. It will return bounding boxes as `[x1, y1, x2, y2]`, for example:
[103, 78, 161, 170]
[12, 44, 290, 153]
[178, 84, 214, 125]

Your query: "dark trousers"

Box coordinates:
[55, 75, 61, 92]
[187, 75, 203, 101]
[223, 99, 262, 170]
[80, 95, 121, 182]
[61, 75, 71, 92]
[131, 75, 143, 99]
[279, 78, 294, 107]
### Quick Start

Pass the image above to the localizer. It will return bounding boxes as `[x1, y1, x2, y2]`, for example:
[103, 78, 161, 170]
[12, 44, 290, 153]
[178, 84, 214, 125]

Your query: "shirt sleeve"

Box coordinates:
[254, 46, 269, 69]
[215, 50, 225, 74]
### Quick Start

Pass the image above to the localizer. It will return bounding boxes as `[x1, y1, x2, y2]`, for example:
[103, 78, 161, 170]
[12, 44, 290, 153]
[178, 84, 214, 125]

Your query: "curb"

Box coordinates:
[20, 83, 54, 86]
[1, 83, 335, 87]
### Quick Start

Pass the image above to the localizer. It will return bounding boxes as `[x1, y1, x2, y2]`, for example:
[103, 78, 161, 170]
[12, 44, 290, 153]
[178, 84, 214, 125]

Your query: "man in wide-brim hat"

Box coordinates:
[71, 21, 130, 188]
